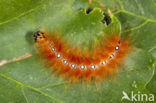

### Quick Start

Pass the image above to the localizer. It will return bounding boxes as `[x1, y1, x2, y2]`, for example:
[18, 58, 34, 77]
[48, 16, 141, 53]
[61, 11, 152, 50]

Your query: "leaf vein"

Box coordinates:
[37, 82, 66, 89]
[20, 86, 29, 103]
[122, 20, 149, 33]
[0, 72, 64, 103]
[114, 10, 156, 22]
[0, 0, 50, 26]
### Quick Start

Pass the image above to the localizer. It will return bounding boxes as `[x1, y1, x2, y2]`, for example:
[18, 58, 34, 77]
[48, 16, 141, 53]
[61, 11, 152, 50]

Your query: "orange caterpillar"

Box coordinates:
[33, 31, 130, 83]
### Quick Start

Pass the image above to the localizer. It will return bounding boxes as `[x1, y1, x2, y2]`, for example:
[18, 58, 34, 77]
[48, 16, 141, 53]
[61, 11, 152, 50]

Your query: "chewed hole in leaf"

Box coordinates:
[101, 13, 112, 25]
[86, 7, 93, 14]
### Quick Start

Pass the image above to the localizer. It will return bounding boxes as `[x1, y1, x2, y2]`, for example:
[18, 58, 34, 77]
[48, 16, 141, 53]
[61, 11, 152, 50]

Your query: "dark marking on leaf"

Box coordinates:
[101, 13, 112, 25]
[86, 8, 93, 14]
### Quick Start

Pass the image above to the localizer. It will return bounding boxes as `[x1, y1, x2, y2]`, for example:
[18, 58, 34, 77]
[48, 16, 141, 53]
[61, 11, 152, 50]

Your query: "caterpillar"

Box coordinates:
[33, 31, 130, 83]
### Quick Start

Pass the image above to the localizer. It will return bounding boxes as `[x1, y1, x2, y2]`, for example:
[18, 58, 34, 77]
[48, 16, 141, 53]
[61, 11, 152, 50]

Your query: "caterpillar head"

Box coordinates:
[33, 31, 46, 42]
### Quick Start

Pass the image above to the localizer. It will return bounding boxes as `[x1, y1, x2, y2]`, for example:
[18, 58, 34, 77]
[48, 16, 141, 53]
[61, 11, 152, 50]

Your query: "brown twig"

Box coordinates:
[0, 53, 32, 67]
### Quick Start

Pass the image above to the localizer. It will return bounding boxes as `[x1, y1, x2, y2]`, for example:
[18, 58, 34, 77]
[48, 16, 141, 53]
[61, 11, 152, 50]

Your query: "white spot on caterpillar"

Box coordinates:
[48, 40, 121, 70]
[80, 65, 85, 69]
[57, 54, 61, 58]
[91, 65, 95, 69]
[110, 54, 114, 58]
[63, 60, 68, 64]
[101, 61, 106, 65]
[71, 64, 76, 68]
[52, 48, 55, 51]
[115, 46, 119, 50]
[49, 43, 55, 52]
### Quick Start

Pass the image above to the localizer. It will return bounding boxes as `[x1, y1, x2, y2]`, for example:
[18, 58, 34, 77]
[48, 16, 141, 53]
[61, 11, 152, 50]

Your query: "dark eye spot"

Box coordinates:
[43, 35, 46, 38]
[34, 38, 37, 42]
[118, 41, 120, 44]
[37, 33, 40, 36]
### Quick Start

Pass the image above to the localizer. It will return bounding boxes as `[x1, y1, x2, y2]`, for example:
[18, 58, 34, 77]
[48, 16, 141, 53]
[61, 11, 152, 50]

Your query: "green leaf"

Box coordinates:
[0, 0, 155, 103]
[146, 48, 156, 94]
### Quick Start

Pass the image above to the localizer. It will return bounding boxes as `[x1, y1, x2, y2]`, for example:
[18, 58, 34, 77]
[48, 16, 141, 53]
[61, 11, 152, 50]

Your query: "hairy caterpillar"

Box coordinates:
[33, 31, 130, 83]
